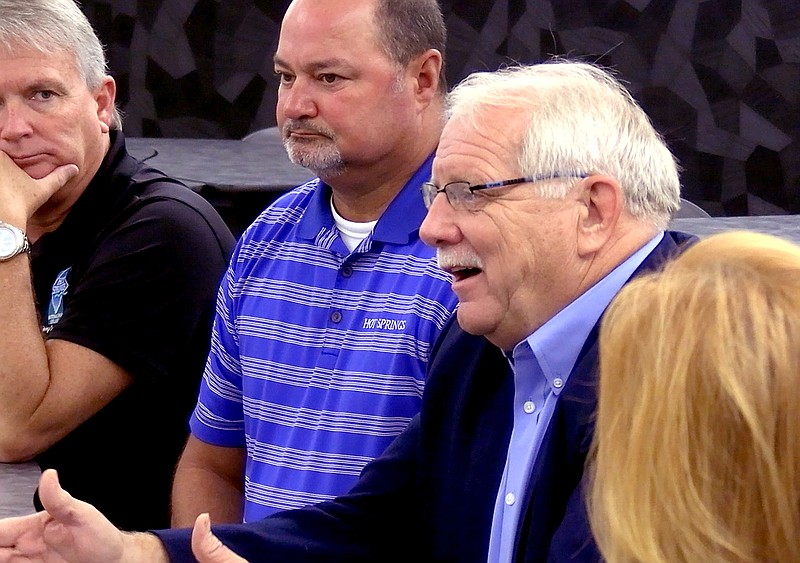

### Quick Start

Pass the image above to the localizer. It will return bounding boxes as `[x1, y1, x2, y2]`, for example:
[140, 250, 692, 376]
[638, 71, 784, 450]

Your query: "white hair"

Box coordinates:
[446, 60, 681, 230]
[0, 0, 122, 129]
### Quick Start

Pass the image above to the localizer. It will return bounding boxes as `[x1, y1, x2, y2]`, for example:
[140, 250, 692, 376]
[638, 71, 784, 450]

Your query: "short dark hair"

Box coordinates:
[374, 0, 447, 92]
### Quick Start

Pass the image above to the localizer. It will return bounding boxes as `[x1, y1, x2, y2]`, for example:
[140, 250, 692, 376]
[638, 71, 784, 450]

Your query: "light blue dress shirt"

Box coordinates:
[486, 232, 663, 563]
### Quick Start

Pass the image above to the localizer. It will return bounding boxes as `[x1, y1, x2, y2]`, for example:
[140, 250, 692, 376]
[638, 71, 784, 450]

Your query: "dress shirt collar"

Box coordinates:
[511, 231, 664, 392]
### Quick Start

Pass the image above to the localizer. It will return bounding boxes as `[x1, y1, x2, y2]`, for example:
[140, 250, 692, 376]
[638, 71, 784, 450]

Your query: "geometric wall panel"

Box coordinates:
[82, 0, 800, 216]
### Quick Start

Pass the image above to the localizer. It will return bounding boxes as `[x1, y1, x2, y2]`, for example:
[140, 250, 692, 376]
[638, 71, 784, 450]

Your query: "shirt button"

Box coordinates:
[330, 310, 342, 323]
[523, 401, 535, 414]
[341, 265, 353, 278]
[553, 378, 563, 388]
[505, 492, 516, 506]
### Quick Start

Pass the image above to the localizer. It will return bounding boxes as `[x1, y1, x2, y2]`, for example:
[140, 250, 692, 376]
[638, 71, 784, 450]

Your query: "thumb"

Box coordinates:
[38, 469, 80, 524]
[191, 513, 248, 563]
[41, 163, 79, 194]
[29, 163, 79, 215]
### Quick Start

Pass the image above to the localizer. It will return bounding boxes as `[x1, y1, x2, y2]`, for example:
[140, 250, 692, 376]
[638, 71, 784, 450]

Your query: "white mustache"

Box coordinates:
[436, 249, 484, 271]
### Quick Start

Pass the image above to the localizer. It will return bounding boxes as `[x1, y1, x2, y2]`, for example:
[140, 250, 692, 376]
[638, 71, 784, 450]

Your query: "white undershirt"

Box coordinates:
[330, 197, 377, 252]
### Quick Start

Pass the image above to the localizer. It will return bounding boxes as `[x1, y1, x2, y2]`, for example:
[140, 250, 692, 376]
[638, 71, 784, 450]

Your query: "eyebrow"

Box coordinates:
[273, 56, 353, 73]
[22, 77, 68, 94]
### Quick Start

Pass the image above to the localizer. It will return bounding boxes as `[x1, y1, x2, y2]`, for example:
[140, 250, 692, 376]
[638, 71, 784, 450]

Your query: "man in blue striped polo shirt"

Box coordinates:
[169, 0, 457, 525]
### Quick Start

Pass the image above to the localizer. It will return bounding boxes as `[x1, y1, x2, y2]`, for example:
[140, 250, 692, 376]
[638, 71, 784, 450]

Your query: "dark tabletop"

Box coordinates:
[126, 136, 315, 193]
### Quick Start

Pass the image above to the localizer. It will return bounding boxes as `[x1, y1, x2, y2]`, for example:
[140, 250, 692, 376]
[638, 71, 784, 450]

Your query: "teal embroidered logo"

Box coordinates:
[47, 266, 72, 327]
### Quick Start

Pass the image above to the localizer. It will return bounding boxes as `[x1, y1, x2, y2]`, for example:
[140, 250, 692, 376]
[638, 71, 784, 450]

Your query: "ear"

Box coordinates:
[94, 76, 117, 133]
[575, 175, 623, 257]
[407, 48, 443, 107]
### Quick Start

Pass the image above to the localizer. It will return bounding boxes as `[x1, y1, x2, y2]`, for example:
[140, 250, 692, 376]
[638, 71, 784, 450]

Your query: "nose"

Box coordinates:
[419, 194, 462, 249]
[0, 100, 34, 142]
[277, 79, 318, 122]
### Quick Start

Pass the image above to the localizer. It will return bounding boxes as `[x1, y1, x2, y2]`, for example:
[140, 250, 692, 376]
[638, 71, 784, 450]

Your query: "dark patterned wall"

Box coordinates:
[82, 0, 800, 216]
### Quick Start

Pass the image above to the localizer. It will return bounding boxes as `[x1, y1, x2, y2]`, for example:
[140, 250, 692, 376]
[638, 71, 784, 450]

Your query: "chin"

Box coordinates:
[455, 305, 494, 337]
[20, 164, 57, 180]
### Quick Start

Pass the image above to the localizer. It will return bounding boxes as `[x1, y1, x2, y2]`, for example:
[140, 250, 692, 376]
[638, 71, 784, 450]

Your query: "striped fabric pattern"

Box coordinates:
[190, 164, 457, 522]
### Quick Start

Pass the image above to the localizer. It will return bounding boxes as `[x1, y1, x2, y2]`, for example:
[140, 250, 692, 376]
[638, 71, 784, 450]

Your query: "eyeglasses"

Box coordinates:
[421, 172, 589, 210]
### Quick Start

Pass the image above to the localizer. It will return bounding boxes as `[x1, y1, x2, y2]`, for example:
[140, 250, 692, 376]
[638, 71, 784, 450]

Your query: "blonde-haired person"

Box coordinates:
[590, 230, 800, 563]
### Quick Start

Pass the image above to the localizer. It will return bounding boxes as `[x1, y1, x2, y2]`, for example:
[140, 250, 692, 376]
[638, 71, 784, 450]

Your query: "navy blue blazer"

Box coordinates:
[156, 231, 696, 562]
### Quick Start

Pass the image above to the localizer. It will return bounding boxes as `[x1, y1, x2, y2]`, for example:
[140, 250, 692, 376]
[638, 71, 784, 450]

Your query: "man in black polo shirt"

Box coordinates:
[0, 0, 235, 530]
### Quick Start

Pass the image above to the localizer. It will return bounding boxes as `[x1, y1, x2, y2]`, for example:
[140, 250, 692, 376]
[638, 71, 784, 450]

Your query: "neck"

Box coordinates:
[326, 113, 442, 222]
[326, 150, 433, 222]
[585, 222, 660, 283]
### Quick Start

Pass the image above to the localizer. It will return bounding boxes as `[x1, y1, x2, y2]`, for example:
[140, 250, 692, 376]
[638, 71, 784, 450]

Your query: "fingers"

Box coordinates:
[0, 152, 79, 224]
[191, 514, 248, 563]
[0, 511, 48, 548]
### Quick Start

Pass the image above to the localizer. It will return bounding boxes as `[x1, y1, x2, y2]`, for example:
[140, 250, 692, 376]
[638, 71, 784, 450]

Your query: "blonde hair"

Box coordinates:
[589, 231, 800, 562]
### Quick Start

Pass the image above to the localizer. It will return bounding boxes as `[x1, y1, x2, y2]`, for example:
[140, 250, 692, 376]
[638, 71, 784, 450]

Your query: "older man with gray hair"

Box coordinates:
[0, 0, 234, 531]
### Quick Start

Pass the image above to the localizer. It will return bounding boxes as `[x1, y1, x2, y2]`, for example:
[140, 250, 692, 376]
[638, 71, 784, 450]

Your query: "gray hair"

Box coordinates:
[0, 0, 122, 129]
[374, 0, 447, 93]
[446, 60, 681, 229]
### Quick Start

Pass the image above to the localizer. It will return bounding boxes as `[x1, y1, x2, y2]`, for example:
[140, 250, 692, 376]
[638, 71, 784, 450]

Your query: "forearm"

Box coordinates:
[0, 156, 91, 459]
[121, 531, 172, 563]
[0, 156, 61, 427]
[171, 463, 244, 527]
[0, 256, 53, 441]
[0, 254, 132, 460]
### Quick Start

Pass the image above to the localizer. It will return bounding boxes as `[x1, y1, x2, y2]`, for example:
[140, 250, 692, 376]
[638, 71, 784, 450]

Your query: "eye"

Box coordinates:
[32, 90, 57, 101]
[319, 74, 339, 84]
[274, 71, 295, 85]
[461, 189, 479, 204]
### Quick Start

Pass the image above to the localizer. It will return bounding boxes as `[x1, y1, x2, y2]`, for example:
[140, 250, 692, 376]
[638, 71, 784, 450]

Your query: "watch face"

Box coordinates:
[0, 225, 21, 259]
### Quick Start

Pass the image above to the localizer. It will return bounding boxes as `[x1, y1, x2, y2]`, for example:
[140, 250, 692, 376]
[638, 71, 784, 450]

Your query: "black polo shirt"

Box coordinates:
[30, 131, 235, 531]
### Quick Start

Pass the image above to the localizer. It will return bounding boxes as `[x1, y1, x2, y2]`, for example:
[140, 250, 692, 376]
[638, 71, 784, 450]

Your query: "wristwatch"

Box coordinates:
[0, 221, 30, 261]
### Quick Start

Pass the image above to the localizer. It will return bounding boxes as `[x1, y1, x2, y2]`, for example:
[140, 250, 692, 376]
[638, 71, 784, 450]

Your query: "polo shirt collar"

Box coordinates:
[297, 154, 434, 245]
[32, 130, 130, 253]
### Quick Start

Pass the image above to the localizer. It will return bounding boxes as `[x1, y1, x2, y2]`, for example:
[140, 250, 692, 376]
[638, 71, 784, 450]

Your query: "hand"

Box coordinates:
[0, 469, 153, 563]
[191, 513, 248, 563]
[0, 151, 78, 227]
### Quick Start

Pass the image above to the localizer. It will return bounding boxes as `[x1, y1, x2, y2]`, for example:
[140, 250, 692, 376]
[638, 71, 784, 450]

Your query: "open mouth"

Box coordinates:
[437, 250, 484, 284]
[451, 266, 482, 282]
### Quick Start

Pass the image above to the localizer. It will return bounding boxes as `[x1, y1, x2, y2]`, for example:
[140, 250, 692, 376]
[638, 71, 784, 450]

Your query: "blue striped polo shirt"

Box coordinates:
[190, 157, 457, 522]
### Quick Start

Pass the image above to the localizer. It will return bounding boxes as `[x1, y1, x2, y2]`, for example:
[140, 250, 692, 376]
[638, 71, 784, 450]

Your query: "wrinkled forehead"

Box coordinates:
[0, 43, 80, 76]
[0, 40, 78, 67]
[432, 110, 525, 182]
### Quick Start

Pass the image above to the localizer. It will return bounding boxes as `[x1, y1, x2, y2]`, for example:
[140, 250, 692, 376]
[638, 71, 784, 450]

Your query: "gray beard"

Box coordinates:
[284, 138, 346, 178]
